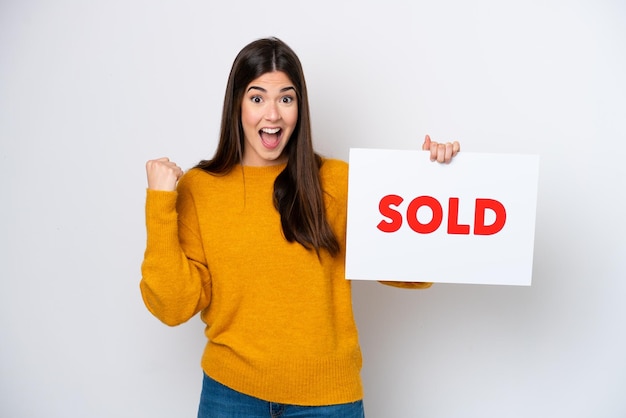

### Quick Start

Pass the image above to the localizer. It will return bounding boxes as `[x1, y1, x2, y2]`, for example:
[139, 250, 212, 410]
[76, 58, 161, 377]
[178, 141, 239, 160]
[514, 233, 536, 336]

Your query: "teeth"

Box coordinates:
[261, 128, 280, 134]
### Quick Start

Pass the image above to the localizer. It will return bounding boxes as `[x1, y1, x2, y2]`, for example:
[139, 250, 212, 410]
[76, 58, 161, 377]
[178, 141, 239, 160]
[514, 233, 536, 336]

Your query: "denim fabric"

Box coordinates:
[198, 373, 365, 418]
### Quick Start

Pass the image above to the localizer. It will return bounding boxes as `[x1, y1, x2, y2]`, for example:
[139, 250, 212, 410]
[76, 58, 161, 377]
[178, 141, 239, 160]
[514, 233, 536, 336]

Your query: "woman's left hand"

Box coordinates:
[422, 134, 460, 163]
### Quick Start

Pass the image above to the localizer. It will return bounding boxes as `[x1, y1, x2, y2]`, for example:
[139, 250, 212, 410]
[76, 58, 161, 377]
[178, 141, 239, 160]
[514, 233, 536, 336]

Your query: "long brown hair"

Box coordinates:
[195, 37, 339, 256]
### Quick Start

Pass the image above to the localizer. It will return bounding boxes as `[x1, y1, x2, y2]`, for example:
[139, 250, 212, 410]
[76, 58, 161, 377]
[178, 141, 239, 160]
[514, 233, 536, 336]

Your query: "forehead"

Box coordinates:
[246, 71, 294, 90]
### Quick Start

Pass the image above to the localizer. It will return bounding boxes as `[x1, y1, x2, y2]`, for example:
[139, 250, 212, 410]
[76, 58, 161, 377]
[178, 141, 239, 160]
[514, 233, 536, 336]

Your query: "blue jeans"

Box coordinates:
[198, 373, 365, 418]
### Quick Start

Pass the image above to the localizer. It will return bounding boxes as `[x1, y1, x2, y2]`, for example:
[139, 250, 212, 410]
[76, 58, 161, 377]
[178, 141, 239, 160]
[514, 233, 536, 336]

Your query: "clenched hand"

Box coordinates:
[145, 157, 184, 191]
[422, 134, 460, 163]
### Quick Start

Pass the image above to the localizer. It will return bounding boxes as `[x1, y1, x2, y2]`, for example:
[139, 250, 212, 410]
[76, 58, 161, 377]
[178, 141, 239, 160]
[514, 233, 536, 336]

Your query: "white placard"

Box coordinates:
[345, 148, 540, 286]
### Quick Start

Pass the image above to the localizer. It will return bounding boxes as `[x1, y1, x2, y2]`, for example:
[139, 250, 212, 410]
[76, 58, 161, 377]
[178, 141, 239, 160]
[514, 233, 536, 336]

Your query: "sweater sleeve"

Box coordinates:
[140, 185, 211, 326]
[378, 281, 433, 289]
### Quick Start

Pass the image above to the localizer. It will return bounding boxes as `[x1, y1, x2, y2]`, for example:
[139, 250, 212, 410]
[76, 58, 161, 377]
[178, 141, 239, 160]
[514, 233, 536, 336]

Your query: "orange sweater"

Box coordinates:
[140, 159, 430, 406]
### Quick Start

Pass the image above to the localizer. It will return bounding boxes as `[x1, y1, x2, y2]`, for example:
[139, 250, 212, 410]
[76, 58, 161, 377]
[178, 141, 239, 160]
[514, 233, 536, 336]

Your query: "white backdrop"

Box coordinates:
[1, 1, 625, 417]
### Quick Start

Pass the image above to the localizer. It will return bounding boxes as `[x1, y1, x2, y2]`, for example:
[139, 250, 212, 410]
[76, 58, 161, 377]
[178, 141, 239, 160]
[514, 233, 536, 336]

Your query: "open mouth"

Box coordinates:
[259, 127, 282, 149]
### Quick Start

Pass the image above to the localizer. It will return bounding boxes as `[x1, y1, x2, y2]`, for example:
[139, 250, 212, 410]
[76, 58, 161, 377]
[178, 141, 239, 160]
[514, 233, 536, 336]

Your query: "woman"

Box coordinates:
[141, 37, 459, 418]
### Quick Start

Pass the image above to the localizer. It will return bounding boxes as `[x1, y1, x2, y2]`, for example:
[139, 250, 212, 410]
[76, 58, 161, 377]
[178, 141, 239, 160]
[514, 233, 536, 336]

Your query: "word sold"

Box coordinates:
[377, 195, 506, 235]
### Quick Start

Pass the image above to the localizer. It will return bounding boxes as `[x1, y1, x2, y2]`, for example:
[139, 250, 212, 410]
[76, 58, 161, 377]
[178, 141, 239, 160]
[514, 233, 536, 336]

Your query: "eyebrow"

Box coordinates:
[247, 86, 296, 93]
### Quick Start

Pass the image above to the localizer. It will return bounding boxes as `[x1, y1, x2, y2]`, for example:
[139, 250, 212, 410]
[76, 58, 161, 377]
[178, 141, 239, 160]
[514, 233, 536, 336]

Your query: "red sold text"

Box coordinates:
[377, 195, 506, 235]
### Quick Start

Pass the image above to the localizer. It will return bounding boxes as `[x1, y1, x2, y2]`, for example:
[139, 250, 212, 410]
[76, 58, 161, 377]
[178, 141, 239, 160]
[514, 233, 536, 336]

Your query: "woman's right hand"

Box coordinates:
[145, 157, 184, 191]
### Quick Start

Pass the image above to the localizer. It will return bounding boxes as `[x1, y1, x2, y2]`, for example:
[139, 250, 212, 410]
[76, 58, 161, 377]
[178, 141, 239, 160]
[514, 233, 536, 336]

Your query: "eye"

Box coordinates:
[281, 96, 295, 104]
[250, 95, 263, 104]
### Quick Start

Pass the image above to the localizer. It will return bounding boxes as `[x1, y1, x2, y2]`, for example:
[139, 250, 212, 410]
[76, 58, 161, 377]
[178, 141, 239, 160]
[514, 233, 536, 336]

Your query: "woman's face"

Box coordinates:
[240, 71, 298, 166]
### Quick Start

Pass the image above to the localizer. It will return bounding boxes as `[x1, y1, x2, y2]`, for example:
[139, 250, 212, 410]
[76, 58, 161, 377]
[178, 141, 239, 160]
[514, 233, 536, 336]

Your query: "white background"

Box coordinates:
[1, 1, 624, 417]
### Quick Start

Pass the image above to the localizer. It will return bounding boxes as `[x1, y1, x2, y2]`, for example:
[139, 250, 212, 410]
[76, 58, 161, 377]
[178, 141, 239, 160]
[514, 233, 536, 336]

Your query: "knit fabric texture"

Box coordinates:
[141, 159, 365, 405]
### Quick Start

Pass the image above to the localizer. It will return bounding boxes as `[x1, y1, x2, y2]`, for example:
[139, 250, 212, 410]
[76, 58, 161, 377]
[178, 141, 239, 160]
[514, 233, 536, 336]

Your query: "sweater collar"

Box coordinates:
[239, 163, 287, 178]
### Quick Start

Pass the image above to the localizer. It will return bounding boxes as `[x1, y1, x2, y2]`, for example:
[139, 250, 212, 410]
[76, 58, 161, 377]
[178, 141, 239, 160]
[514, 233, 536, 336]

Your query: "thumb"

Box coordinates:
[422, 134, 431, 151]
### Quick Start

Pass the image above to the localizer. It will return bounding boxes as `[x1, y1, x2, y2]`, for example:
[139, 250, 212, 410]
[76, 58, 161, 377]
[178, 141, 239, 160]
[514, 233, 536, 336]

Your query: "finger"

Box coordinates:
[422, 134, 432, 151]
[444, 142, 453, 163]
[429, 141, 438, 161]
[436, 143, 446, 163]
[174, 165, 184, 180]
[146, 157, 170, 170]
[452, 141, 460, 155]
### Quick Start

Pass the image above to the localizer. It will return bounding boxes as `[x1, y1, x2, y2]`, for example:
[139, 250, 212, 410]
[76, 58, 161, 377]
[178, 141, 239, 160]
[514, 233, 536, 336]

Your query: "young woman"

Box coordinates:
[141, 37, 459, 418]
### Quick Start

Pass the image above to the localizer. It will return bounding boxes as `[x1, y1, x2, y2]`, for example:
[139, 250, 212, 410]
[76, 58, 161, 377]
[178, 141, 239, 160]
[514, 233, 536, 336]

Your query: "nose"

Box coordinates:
[264, 102, 281, 121]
